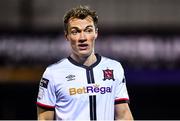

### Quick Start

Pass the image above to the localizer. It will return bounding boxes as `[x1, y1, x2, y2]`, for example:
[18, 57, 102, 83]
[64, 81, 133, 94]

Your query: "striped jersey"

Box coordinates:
[36, 54, 129, 120]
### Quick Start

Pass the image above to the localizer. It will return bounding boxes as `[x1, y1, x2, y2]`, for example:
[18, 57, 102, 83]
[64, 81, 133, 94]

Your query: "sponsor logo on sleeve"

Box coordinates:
[122, 76, 126, 83]
[39, 78, 49, 89]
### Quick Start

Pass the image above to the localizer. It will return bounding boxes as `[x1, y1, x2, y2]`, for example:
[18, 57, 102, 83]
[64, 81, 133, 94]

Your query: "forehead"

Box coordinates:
[68, 16, 95, 29]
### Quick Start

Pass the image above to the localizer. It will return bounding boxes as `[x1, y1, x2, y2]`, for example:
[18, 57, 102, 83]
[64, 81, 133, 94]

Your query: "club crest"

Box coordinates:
[103, 69, 115, 81]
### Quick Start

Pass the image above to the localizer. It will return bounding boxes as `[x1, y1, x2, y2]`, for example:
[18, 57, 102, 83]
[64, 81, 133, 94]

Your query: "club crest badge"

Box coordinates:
[103, 69, 115, 81]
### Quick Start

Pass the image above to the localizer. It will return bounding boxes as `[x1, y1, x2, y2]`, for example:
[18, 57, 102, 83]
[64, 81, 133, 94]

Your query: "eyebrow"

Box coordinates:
[85, 25, 93, 28]
[70, 25, 94, 30]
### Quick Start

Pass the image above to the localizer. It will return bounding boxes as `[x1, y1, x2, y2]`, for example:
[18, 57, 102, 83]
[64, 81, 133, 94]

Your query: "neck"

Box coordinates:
[70, 53, 97, 67]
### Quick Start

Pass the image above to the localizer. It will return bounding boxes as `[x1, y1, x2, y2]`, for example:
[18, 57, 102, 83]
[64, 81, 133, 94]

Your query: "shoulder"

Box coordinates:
[42, 58, 69, 83]
[101, 56, 123, 67]
[44, 58, 69, 74]
[100, 56, 124, 74]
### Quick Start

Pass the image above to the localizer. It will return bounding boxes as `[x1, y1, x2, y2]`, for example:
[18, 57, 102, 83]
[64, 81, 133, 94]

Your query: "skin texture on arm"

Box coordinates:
[115, 103, 134, 120]
[37, 106, 55, 120]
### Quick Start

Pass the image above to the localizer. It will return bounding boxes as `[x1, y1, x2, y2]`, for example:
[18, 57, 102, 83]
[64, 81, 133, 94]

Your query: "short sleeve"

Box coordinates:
[36, 68, 56, 109]
[114, 63, 130, 104]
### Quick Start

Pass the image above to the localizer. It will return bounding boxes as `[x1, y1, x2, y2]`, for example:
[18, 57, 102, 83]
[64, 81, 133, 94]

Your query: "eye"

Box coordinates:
[85, 28, 93, 33]
[71, 30, 78, 35]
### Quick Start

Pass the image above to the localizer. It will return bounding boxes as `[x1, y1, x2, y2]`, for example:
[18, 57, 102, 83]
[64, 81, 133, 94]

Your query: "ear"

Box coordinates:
[95, 28, 98, 39]
[64, 31, 69, 41]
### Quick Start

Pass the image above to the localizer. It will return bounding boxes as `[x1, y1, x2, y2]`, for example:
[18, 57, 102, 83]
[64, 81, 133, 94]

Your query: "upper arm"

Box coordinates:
[114, 62, 133, 120]
[37, 68, 56, 120]
[37, 106, 55, 120]
[115, 103, 133, 120]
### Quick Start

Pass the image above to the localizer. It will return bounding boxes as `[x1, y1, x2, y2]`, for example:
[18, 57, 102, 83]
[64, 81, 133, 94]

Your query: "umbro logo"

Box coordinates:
[66, 74, 75, 81]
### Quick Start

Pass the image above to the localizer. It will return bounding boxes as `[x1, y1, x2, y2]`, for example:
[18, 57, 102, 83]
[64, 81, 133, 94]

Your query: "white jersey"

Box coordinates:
[37, 54, 129, 120]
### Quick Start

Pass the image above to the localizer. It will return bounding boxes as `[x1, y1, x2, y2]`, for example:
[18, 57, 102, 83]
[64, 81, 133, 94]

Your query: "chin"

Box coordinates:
[78, 51, 92, 57]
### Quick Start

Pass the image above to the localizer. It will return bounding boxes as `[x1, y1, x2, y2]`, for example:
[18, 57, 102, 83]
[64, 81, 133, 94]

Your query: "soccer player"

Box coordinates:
[36, 5, 133, 120]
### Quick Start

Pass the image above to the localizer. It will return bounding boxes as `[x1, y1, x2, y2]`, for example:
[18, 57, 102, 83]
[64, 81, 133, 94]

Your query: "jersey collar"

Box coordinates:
[68, 53, 101, 69]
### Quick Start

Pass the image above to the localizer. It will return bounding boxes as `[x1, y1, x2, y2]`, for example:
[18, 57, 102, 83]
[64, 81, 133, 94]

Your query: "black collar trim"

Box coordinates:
[68, 54, 101, 69]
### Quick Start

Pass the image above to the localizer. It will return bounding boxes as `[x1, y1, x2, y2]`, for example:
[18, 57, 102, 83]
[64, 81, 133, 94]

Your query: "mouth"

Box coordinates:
[78, 43, 88, 50]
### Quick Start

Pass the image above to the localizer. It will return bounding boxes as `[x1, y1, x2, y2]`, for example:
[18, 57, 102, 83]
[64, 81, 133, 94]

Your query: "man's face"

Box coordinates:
[66, 16, 98, 58]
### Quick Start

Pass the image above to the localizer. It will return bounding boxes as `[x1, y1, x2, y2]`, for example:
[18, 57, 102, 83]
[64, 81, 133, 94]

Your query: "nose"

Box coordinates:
[80, 31, 85, 39]
[79, 32, 87, 43]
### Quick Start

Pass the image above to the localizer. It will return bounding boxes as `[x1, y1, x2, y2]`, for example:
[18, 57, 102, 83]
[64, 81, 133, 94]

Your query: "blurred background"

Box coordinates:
[0, 0, 180, 119]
